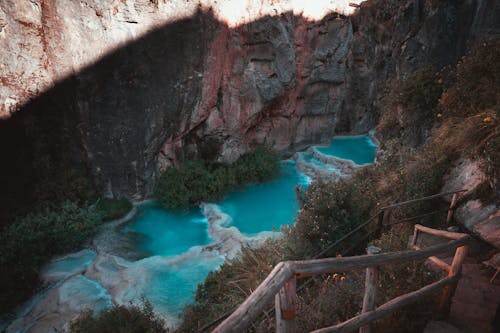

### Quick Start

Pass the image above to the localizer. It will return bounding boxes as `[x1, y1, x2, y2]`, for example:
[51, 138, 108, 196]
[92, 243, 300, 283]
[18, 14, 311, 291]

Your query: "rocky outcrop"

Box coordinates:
[442, 158, 499, 249]
[456, 201, 500, 249]
[1, 0, 498, 199]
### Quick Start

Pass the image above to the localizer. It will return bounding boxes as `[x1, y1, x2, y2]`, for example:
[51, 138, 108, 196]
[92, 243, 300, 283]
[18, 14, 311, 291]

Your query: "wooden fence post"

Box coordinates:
[276, 276, 297, 333]
[359, 246, 382, 333]
[411, 226, 419, 247]
[446, 193, 459, 224]
[438, 245, 468, 314]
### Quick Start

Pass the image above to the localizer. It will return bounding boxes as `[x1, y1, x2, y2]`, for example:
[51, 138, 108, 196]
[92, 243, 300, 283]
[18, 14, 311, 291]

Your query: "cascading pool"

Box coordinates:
[218, 160, 310, 235]
[317, 135, 378, 165]
[6, 135, 377, 332]
[122, 203, 210, 257]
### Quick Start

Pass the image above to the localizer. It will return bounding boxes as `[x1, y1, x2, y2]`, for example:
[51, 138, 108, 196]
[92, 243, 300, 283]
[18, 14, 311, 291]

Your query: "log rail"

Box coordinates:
[208, 189, 469, 333]
[213, 225, 471, 333]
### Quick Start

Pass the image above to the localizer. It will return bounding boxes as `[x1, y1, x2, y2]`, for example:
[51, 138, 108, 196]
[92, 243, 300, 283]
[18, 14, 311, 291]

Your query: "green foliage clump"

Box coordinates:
[0, 202, 103, 315]
[284, 167, 379, 259]
[154, 146, 280, 210]
[0, 160, 133, 316]
[70, 300, 168, 333]
[97, 198, 133, 221]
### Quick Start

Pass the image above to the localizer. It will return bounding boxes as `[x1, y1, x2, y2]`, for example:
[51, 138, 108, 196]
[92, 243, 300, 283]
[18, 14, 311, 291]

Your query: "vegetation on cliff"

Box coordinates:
[175, 41, 499, 332]
[0, 164, 133, 315]
[0, 202, 103, 314]
[154, 145, 280, 210]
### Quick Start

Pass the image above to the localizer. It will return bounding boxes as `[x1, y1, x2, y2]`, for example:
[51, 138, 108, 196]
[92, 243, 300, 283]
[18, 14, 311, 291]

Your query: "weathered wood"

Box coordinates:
[414, 224, 468, 240]
[311, 275, 458, 333]
[438, 245, 468, 314]
[359, 247, 381, 333]
[380, 189, 467, 211]
[294, 237, 470, 278]
[213, 223, 470, 333]
[413, 245, 451, 272]
[412, 245, 451, 271]
[276, 277, 297, 333]
[411, 226, 419, 247]
[213, 262, 294, 333]
[446, 193, 459, 224]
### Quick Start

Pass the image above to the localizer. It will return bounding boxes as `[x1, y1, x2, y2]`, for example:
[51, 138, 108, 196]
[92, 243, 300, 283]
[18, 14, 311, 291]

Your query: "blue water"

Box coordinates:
[142, 254, 224, 315]
[42, 249, 96, 280]
[117, 161, 307, 317]
[9, 136, 379, 331]
[113, 137, 375, 317]
[317, 135, 377, 165]
[122, 203, 210, 257]
[301, 151, 338, 171]
[220, 160, 308, 235]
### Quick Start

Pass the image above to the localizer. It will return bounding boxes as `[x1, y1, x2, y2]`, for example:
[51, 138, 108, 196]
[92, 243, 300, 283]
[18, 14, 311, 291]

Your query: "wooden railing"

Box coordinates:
[212, 190, 470, 333]
[213, 225, 470, 333]
[311, 189, 467, 260]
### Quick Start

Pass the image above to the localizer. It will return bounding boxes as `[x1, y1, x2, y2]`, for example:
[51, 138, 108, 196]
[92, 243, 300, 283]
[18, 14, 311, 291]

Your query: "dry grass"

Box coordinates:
[176, 239, 283, 333]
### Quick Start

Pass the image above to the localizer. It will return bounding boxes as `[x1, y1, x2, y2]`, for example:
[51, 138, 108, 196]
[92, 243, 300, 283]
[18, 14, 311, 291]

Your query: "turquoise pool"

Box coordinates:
[317, 135, 377, 165]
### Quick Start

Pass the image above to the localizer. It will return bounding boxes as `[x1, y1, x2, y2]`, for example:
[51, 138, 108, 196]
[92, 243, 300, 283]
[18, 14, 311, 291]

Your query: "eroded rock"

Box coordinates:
[1, 0, 498, 199]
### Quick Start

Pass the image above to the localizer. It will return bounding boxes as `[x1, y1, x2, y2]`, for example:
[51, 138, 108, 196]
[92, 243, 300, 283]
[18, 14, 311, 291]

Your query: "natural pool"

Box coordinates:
[317, 135, 378, 165]
[113, 160, 310, 318]
[218, 160, 310, 235]
[6, 135, 377, 332]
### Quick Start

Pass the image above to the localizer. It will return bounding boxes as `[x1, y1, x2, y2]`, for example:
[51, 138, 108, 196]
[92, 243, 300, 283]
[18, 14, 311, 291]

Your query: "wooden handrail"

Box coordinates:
[212, 263, 295, 333]
[293, 237, 469, 278]
[208, 190, 468, 333]
[379, 189, 467, 211]
[311, 275, 459, 333]
[213, 232, 470, 333]
[312, 189, 466, 259]
[413, 224, 467, 240]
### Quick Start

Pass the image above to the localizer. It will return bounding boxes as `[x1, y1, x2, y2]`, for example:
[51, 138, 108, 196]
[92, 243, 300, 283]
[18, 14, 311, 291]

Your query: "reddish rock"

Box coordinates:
[1, 0, 498, 198]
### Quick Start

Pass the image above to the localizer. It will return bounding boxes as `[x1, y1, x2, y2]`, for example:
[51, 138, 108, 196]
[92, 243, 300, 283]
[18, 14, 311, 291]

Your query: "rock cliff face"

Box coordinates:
[0, 0, 498, 199]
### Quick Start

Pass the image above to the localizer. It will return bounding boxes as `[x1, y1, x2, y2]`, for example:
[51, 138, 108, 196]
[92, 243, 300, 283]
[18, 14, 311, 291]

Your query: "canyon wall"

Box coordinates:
[0, 0, 498, 199]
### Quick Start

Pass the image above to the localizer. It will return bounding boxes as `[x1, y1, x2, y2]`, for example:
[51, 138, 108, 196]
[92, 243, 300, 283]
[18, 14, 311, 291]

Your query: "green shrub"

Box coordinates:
[0, 202, 103, 314]
[232, 145, 280, 184]
[154, 146, 279, 210]
[284, 167, 379, 259]
[97, 198, 133, 221]
[70, 300, 168, 333]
